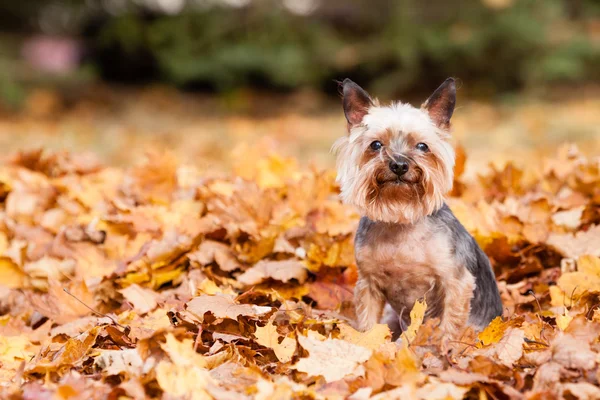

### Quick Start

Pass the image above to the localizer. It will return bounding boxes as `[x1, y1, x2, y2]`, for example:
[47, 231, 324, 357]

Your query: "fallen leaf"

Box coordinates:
[186, 294, 272, 322]
[237, 259, 308, 286]
[120, 284, 159, 314]
[482, 328, 524, 367]
[401, 298, 427, 343]
[95, 349, 145, 376]
[293, 332, 372, 383]
[337, 323, 391, 351]
[155, 361, 214, 400]
[254, 319, 297, 363]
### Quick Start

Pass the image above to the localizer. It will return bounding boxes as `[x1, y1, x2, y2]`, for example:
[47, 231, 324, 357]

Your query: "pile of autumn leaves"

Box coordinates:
[1, 145, 600, 399]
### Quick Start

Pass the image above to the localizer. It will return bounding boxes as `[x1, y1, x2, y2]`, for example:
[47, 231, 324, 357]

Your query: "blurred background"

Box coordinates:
[0, 0, 599, 174]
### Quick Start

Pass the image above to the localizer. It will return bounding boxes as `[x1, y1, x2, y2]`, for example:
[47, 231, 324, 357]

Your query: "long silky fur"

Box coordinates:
[333, 102, 455, 224]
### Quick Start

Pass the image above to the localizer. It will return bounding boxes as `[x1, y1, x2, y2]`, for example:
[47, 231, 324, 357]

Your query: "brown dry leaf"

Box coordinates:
[188, 240, 242, 272]
[551, 333, 596, 370]
[562, 382, 600, 400]
[547, 225, 600, 258]
[237, 259, 308, 286]
[94, 349, 145, 377]
[27, 326, 101, 373]
[481, 328, 524, 367]
[186, 293, 273, 322]
[119, 284, 159, 314]
[29, 280, 95, 324]
[23, 256, 76, 290]
[293, 331, 372, 383]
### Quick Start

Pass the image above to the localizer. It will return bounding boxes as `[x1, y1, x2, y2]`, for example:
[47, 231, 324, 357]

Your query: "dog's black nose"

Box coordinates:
[389, 160, 409, 176]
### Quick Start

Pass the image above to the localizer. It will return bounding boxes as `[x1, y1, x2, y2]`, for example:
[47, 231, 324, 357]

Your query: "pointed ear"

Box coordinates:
[341, 78, 373, 127]
[422, 78, 456, 129]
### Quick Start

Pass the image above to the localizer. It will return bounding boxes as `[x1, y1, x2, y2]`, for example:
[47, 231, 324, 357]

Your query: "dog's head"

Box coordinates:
[333, 78, 456, 224]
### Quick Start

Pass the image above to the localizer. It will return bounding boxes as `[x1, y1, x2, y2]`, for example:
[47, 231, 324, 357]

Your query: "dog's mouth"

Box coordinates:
[376, 176, 420, 186]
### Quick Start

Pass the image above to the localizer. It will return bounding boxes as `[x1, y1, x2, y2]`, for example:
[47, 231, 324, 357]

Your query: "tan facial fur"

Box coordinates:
[333, 102, 455, 224]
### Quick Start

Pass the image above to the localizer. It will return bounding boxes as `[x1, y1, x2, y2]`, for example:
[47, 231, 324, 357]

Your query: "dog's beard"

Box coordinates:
[352, 160, 448, 224]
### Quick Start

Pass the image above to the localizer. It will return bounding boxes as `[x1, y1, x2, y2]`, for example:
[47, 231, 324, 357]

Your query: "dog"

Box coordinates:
[333, 78, 503, 338]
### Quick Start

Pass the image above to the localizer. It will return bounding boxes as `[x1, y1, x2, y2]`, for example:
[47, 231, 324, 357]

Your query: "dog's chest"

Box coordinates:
[354, 218, 455, 313]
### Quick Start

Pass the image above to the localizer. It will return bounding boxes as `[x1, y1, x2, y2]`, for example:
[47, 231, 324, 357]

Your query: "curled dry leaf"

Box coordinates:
[95, 348, 146, 377]
[237, 259, 308, 286]
[186, 293, 272, 322]
[188, 240, 242, 272]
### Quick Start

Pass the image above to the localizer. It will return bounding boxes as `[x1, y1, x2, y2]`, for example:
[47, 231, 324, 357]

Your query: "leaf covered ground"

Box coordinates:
[0, 141, 600, 400]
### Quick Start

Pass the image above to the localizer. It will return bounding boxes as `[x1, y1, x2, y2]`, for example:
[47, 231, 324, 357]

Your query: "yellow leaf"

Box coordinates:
[577, 255, 600, 277]
[555, 311, 573, 331]
[477, 316, 507, 346]
[160, 333, 207, 368]
[401, 298, 427, 343]
[0, 258, 26, 289]
[558, 255, 600, 301]
[155, 361, 213, 400]
[337, 323, 391, 351]
[549, 285, 566, 308]
[0, 335, 36, 382]
[254, 319, 297, 363]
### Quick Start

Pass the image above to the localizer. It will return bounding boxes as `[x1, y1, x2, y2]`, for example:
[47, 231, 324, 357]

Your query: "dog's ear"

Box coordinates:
[422, 78, 456, 129]
[341, 79, 373, 127]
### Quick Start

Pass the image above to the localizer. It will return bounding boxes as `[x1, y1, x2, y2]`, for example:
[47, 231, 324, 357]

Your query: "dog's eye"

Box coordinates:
[416, 143, 429, 152]
[370, 141, 383, 151]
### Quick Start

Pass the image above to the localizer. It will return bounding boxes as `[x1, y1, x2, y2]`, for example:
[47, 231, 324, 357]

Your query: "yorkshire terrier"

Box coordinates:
[333, 78, 502, 338]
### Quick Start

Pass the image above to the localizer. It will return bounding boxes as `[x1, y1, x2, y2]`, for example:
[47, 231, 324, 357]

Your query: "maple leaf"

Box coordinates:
[293, 332, 372, 383]
[337, 323, 391, 351]
[119, 284, 159, 315]
[481, 328, 525, 367]
[548, 225, 600, 259]
[29, 280, 95, 324]
[186, 293, 273, 322]
[155, 361, 214, 400]
[557, 255, 600, 301]
[237, 259, 308, 286]
[95, 349, 145, 377]
[27, 326, 101, 374]
[188, 240, 242, 272]
[254, 318, 297, 363]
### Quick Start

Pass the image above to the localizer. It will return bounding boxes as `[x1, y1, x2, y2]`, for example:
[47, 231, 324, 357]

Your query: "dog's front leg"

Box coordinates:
[439, 269, 475, 338]
[354, 276, 385, 331]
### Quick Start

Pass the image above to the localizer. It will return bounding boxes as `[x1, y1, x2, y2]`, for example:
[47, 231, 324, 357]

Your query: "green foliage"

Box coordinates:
[84, 0, 600, 93]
